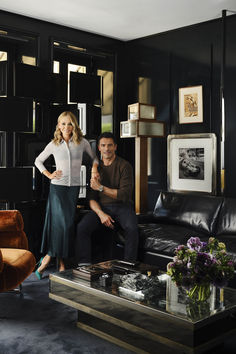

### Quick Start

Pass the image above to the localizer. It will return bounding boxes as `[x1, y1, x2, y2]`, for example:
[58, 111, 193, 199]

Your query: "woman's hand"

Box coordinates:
[49, 170, 62, 180]
[91, 170, 100, 180]
[90, 176, 102, 191]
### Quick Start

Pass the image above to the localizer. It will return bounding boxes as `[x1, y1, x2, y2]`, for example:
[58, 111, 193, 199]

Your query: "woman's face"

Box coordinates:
[58, 115, 73, 139]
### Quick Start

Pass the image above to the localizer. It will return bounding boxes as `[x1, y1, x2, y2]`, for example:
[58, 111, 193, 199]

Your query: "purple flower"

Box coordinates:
[187, 237, 204, 251]
[167, 236, 235, 289]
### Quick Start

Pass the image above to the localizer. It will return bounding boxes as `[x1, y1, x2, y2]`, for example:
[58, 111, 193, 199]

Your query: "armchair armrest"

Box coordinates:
[0, 210, 28, 249]
[0, 249, 3, 272]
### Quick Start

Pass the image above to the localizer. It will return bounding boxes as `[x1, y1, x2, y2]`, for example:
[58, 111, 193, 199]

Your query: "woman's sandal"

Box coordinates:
[35, 257, 44, 280]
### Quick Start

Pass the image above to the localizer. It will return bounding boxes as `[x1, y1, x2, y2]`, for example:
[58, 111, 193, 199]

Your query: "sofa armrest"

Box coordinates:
[0, 210, 28, 249]
[137, 212, 157, 224]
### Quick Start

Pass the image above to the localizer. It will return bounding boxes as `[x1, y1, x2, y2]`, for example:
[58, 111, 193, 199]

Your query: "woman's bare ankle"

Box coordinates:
[59, 258, 65, 272]
[38, 255, 51, 273]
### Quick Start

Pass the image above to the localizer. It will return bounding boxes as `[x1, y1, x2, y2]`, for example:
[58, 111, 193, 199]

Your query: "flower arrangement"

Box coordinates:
[167, 237, 235, 301]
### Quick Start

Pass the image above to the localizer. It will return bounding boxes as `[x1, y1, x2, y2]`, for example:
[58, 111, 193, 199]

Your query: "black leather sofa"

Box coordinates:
[114, 191, 236, 273]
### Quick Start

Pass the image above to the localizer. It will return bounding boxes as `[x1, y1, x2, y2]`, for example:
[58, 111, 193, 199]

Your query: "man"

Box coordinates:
[75, 132, 139, 265]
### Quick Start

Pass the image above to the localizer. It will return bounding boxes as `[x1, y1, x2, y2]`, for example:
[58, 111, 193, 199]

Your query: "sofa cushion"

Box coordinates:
[216, 198, 236, 235]
[138, 223, 208, 257]
[153, 191, 223, 235]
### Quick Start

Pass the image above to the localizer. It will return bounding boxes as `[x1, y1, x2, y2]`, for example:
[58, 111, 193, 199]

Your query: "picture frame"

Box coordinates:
[167, 133, 217, 194]
[179, 85, 203, 124]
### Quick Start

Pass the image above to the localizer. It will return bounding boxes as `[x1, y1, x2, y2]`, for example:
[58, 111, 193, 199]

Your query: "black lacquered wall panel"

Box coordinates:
[124, 16, 236, 208]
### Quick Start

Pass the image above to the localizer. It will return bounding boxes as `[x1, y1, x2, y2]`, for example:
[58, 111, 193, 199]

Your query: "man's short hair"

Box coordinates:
[97, 132, 117, 145]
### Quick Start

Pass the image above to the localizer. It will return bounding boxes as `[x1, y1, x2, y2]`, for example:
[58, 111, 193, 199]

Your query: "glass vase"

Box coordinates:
[185, 283, 212, 302]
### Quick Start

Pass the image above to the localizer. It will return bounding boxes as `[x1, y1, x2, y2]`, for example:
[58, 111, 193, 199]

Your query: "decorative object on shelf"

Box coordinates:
[179, 85, 203, 124]
[167, 133, 217, 194]
[120, 101, 165, 213]
[167, 236, 234, 303]
[120, 119, 165, 138]
[128, 103, 156, 120]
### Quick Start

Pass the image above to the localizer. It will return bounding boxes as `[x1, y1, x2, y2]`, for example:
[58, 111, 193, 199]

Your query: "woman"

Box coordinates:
[34, 111, 98, 278]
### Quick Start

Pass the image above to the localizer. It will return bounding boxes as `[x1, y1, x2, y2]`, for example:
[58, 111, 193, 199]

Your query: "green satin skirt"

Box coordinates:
[40, 184, 79, 258]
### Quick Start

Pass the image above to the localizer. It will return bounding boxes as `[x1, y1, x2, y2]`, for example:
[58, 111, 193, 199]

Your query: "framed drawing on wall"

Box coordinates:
[179, 85, 203, 124]
[167, 133, 217, 194]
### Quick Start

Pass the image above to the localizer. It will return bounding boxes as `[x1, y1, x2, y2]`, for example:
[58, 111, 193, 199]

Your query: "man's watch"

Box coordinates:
[98, 185, 104, 192]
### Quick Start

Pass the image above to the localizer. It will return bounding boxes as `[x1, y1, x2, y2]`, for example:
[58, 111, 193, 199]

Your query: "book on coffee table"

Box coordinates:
[73, 264, 112, 281]
[73, 260, 159, 281]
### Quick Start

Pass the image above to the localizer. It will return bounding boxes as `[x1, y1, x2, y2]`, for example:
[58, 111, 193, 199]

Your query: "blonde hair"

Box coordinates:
[52, 111, 83, 145]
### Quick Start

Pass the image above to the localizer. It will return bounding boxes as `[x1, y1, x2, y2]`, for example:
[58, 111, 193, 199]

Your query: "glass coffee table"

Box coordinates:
[49, 260, 236, 354]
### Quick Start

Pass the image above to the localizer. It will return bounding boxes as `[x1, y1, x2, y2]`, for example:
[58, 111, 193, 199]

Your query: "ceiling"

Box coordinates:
[0, 0, 236, 41]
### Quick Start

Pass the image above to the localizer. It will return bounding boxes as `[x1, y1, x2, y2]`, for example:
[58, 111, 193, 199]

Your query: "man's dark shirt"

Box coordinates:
[89, 155, 134, 205]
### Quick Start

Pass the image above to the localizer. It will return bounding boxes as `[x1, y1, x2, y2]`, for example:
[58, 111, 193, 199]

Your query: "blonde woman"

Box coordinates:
[34, 111, 98, 278]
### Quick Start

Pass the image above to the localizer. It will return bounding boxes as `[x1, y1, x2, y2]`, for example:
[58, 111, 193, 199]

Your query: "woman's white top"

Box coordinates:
[35, 138, 97, 186]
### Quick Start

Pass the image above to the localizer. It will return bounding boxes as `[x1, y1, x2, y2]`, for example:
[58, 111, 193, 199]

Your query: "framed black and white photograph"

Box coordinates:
[167, 133, 216, 194]
[179, 85, 203, 124]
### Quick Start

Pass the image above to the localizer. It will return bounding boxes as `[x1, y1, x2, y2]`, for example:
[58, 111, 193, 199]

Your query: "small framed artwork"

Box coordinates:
[167, 133, 217, 194]
[179, 85, 203, 124]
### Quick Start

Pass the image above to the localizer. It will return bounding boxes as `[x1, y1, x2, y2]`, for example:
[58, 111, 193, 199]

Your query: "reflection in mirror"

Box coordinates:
[138, 77, 151, 104]
[53, 61, 60, 74]
[0, 51, 7, 97]
[138, 76, 152, 175]
[52, 39, 114, 133]
[0, 51, 7, 61]
[22, 56, 36, 66]
[0, 28, 38, 65]
[98, 69, 113, 132]
[68, 64, 86, 104]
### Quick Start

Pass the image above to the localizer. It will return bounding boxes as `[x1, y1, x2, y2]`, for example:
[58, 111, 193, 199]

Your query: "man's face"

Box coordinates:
[98, 138, 117, 161]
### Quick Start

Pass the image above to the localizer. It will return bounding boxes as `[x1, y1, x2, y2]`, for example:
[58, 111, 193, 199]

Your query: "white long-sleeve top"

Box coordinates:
[35, 138, 97, 186]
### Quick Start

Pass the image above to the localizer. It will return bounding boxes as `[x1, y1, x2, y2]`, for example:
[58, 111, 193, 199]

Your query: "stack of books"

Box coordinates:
[73, 264, 112, 281]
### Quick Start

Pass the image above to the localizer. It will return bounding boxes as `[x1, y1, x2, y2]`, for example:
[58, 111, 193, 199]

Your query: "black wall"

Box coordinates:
[124, 14, 236, 209]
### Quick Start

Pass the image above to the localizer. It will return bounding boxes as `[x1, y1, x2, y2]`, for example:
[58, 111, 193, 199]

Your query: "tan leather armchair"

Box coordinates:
[0, 210, 36, 292]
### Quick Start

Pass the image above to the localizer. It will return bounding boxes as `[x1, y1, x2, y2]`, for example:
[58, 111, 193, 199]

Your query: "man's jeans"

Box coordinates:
[75, 203, 139, 264]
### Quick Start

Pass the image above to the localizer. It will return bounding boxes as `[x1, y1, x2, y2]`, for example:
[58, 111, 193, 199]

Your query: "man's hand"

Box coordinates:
[98, 211, 115, 229]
